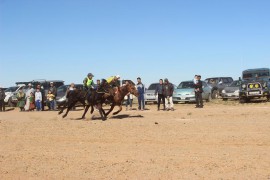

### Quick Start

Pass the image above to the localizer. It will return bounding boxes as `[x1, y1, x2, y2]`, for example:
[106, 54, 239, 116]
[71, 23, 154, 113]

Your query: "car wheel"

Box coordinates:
[8, 98, 14, 107]
[211, 90, 219, 99]
[239, 97, 247, 103]
[222, 98, 228, 101]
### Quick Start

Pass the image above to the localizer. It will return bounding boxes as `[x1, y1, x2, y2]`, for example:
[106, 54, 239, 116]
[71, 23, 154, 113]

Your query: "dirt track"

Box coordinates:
[1, 101, 270, 179]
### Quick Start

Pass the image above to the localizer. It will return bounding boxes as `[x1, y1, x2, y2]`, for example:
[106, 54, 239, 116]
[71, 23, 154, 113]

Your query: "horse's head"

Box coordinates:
[125, 83, 139, 97]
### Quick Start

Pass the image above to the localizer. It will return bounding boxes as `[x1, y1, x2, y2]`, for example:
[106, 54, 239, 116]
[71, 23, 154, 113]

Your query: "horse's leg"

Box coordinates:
[90, 105, 94, 114]
[58, 102, 67, 115]
[96, 103, 106, 121]
[62, 101, 76, 118]
[81, 105, 90, 119]
[105, 103, 115, 117]
[112, 104, 122, 115]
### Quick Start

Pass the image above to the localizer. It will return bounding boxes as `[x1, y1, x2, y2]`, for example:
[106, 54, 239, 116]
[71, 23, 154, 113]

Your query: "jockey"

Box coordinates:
[83, 73, 95, 104]
[106, 75, 121, 87]
[97, 75, 121, 95]
[83, 73, 95, 90]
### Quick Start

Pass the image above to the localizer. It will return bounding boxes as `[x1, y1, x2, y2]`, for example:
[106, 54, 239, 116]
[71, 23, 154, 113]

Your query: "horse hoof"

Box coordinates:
[81, 117, 85, 120]
[62, 115, 67, 118]
[102, 117, 107, 121]
[91, 115, 95, 120]
[58, 111, 62, 115]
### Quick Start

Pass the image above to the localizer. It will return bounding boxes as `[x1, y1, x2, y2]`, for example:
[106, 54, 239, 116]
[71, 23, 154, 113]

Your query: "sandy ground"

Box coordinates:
[0, 100, 270, 180]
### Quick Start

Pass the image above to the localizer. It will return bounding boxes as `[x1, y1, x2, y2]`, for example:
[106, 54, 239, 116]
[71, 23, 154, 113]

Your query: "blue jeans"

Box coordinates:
[49, 100, 55, 110]
[138, 94, 145, 110]
[35, 100, 42, 111]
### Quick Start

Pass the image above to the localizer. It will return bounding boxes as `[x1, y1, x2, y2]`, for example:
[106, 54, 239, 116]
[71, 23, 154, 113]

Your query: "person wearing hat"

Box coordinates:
[106, 75, 121, 87]
[0, 87, 6, 112]
[83, 73, 95, 90]
[136, 77, 145, 111]
[25, 83, 35, 111]
[49, 82, 57, 110]
[163, 78, 174, 111]
[83, 73, 95, 105]
[194, 75, 204, 108]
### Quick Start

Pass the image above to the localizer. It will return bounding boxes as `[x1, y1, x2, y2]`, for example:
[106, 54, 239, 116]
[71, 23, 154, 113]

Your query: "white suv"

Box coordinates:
[4, 84, 26, 106]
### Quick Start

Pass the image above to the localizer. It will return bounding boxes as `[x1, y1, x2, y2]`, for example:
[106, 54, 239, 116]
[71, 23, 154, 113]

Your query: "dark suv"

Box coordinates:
[239, 68, 270, 103]
[205, 77, 234, 99]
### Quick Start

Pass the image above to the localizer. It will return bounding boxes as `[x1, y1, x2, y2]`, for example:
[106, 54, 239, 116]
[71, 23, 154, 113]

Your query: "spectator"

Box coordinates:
[194, 75, 204, 108]
[49, 82, 57, 110]
[0, 87, 6, 112]
[193, 75, 198, 84]
[29, 92, 35, 111]
[136, 77, 145, 111]
[25, 83, 35, 111]
[35, 88, 42, 111]
[163, 78, 174, 111]
[155, 79, 165, 111]
[36, 84, 45, 111]
[46, 90, 55, 110]
[17, 89, 26, 111]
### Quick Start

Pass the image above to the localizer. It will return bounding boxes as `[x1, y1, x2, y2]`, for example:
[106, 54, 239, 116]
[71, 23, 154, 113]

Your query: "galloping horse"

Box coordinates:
[105, 83, 138, 117]
[58, 89, 106, 120]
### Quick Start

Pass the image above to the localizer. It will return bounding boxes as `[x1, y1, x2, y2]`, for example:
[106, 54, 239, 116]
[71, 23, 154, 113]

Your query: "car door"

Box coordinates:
[202, 82, 208, 99]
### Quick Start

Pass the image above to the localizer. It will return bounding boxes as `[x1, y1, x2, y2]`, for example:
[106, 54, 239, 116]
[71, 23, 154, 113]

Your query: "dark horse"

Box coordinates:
[58, 89, 107, 120]
[59, 83, 138, 120]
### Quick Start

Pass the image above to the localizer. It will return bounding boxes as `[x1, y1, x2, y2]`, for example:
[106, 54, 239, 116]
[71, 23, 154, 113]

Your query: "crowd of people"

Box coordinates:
[0, 73, 204, 113]
[10, 82, 58, 112]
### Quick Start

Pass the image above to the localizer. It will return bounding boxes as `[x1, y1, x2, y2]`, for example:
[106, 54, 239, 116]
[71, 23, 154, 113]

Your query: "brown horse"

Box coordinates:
[105, 83, 138, 117]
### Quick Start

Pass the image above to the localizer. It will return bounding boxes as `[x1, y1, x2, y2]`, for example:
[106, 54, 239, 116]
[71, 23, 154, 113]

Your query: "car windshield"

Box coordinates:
[148, 84, 158, 90]
[205, 78, 218, 84]
[177, 82, 194, 89]
[243, 72, 270, 79]
[4, 86, 18, 92]
[229, 81, 241, 87]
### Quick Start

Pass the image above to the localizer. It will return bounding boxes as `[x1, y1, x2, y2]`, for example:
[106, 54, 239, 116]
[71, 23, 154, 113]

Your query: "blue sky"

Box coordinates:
[0, 0, 270, 88]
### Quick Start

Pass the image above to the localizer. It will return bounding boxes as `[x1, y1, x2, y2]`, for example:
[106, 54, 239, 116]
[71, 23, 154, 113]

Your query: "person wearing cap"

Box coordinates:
[49, 82, 57, 110]
[0, 87, 6, 112]
[136, 77, 145, 111]
[25, 83, 35, 111]
[83, 73, 95, 105]
[106, 75, 120, 87]
[163, 78, 174, 111]
[194, 75, 204, 108]
[83, 73, 95, 90]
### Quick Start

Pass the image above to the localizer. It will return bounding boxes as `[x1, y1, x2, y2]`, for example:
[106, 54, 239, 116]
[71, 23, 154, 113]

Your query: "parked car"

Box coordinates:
[4, 84, 26, 107]
[221, 80, 241, 101]
[173, 80, 212, 103]
[205, 77, 233, 99]
[56, 84, 83, 107]
[145, 83, 159, 104]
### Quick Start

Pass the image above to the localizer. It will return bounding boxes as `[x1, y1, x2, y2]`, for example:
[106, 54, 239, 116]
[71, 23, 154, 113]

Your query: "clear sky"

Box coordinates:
[0, 0, 270, 88]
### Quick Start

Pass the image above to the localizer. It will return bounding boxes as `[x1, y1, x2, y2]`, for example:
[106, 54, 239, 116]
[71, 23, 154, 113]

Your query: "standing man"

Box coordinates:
[136, 77, 145, 111]
[49, 82, 57, 110]
[155, 79, 165, 111]
[0, 87, 6, 112]
[194, 75, 204, 108]
[163, 78, 174, 111]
